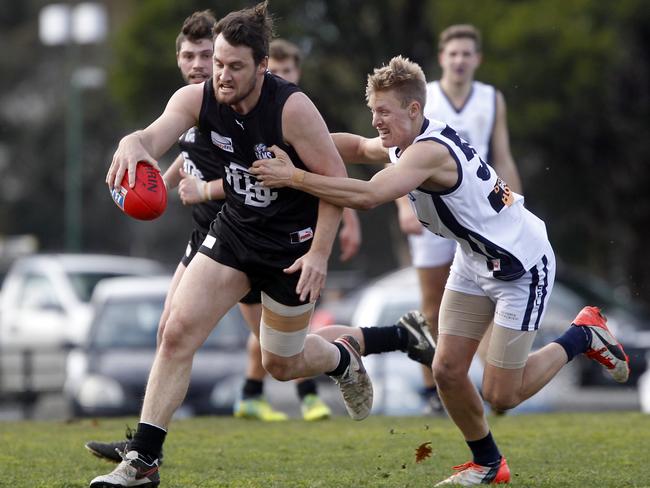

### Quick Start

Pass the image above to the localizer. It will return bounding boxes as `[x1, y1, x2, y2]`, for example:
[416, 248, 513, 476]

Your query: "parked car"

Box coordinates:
[0, 253, 166, 347]
[64, 276, 249, 417]
[314, 265, 649, 414]
[638, 352, 650, 414]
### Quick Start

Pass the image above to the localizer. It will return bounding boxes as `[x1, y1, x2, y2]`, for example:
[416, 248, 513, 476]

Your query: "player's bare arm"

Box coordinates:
[107, 83, 203, 189]
[339, 208, 362, 262]
[163, 154, 184, 189]
[330, 133, 389, 164]
[490, 91, 522, 193]
[395, 195, 424, 234]
[281, 92, 347, 302]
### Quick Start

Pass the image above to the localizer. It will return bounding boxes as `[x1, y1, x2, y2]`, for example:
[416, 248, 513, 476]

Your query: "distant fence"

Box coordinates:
[0, 346, 67, 419]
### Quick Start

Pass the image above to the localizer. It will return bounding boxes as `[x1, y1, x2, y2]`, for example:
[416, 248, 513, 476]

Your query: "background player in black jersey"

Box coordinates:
[90, 3, 372, 486]
[230, 38, 363, 422]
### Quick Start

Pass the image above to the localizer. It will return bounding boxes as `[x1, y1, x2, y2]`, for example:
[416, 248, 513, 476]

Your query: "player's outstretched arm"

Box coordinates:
[252, 142, 436, 210]
[331, 133, 389, 164]
[107, 83, 203, 189]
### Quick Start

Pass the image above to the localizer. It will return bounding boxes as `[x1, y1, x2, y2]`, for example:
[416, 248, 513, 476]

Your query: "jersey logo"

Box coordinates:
[235, 119, 244, 130]
[211, 131, 234, 153]
[181, 127, 197, 143]
[181, 152, 205, 180]
[290, 227, 314, 244]
[254, 143, 274, 160]
[488, 178, 514, 213]
[225, 162, 278, 207]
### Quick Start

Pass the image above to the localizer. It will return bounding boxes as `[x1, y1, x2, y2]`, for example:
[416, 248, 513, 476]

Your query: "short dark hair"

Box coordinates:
[175, 10, 216, 52]
[438, 24, 482, 53]
[213, 1, 273, 65]
[270, 39, 301, 68]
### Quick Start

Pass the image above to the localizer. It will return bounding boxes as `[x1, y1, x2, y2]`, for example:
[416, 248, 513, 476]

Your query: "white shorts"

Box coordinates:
[408, 231, 457, 268]
[445, 246, 556, 331]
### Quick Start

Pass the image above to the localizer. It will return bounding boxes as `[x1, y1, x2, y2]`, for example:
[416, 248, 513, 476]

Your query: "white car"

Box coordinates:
[0, 253, 166, 347]
[332, 266, 640, 415]
[64, 276, 249, 417]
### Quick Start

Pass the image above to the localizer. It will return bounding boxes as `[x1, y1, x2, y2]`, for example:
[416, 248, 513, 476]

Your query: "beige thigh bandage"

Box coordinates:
[438, 290, 495, 341]
[259, 292, 313, 357]
[486, 326, 537, 369]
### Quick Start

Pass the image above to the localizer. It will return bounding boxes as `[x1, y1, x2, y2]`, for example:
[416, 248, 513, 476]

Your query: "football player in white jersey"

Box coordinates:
[251, 55, 629, 486]
[396, 24, 522, 413]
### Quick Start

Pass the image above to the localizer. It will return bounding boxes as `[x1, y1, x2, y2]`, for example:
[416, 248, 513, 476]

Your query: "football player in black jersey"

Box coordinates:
[93, 4, 370, 486]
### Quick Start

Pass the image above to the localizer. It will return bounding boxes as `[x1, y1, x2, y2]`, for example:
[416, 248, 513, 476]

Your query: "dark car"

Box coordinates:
[63, 276, 249, 417]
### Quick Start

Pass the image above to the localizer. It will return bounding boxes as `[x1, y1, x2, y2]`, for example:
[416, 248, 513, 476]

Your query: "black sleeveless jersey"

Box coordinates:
[198, 73, 319, 254]
[177, 127, 225, 232]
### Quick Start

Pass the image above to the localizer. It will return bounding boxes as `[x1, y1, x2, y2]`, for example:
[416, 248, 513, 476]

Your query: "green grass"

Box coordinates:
[0, 412, 648, 487]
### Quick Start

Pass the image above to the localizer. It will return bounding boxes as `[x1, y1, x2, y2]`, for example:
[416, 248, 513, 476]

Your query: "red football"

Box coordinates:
[110, 161, 167, 220]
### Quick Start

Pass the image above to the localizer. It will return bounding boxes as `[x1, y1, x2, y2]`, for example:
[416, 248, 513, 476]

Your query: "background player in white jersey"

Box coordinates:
[251, 55, 629, 486]
[396, 24, 524, 413]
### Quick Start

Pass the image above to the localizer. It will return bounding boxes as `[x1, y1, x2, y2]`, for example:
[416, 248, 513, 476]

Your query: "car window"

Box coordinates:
[17, 273, 62, 310]
[91, 297, 247, 348]
[68, 272, 139, 302]
[375, 301, 420, 327]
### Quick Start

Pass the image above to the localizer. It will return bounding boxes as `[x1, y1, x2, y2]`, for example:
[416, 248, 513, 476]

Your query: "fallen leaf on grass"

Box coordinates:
[415, 442, 433, 463]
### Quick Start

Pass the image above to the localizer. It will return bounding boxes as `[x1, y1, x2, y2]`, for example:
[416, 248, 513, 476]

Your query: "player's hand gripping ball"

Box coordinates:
[110, 162, 167, 220]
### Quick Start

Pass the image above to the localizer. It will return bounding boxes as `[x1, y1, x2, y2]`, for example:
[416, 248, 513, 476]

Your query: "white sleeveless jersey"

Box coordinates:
[389, 119, 549, 281]
[424, 81, 496, 162]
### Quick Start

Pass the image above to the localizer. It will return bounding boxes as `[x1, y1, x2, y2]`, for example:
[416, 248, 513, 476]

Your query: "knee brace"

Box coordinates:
[259, 292, 314, 357]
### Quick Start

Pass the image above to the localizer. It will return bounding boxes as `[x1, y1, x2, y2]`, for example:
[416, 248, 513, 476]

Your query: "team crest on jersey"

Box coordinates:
[211, 131, 233, 153]
[180, 127, 197, 143]
[254, 143, 274, 160]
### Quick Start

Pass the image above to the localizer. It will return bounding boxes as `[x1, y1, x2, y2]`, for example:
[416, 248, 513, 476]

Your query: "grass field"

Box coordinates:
[0, 412, 648, 487]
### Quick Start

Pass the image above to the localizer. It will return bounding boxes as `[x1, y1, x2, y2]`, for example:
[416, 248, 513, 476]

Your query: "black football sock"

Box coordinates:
[296, 379, 318, 400]
[325, 341, 350, 377]
[553, 325, 592, 362]
[128, 422, 166, 463]
[242, 378, 264, 399]
[467, 431, 501, 467]
[361, 325, 408, 355]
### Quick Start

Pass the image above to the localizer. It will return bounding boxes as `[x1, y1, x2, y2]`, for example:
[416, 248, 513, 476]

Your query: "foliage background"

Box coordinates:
[1, 0, 649, 301]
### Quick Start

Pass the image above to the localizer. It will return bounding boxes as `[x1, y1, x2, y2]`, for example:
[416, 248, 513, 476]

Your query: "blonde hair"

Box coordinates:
[365, 55, 426, 109]
[438, 24, 482, 52]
